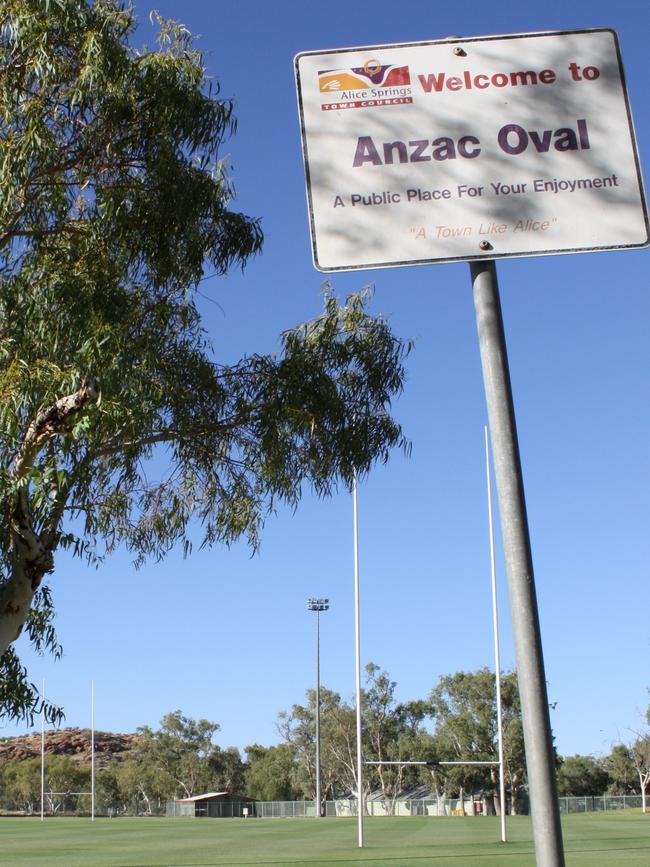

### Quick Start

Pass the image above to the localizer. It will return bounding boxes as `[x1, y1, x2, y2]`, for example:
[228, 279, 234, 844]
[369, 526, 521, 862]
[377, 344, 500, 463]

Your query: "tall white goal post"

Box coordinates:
[352, 428, 509, 845]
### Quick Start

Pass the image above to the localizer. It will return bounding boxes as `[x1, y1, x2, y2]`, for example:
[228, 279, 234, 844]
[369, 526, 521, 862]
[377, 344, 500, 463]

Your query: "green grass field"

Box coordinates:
[1, 812, 648, 867]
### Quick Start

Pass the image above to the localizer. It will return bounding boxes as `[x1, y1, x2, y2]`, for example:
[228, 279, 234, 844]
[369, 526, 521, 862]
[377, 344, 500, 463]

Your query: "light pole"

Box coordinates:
[307, 597, 329, 817]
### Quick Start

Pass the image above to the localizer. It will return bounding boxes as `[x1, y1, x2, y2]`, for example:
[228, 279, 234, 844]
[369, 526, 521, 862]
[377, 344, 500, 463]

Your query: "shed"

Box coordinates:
[172, 792, 256, 818]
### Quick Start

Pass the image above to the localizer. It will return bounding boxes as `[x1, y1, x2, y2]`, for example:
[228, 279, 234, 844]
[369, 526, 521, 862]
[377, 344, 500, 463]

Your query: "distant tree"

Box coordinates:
[429, 669, 525, 815]
[0, 0, 410, 725]
[278, 686, 344, 802]
[114, 755, 174, 815]
[396, 699, 431, 734]
[42, 755, 90, 814]
[605, 744, 638, 795]
[0, 756, 40, 813]
[95, 766, 124, 815]
[630, 736, 650, 813]
[362, 663, 426, 812]
[321, 692, 372, 803]
[208, 745, 247, 793]
[244, 744, 301, 801]
[429, 670, 495, 814]
[500, 674, 527, 813]
[1, 754, 89, 814]
[137, 710, 220, 799]
[556, 755, 609, 796]
[278, 667, 431, 812]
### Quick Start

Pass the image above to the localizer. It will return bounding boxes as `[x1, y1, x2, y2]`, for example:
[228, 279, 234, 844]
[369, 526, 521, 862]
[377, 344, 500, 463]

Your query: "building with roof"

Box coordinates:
[168, 792, 256, 818]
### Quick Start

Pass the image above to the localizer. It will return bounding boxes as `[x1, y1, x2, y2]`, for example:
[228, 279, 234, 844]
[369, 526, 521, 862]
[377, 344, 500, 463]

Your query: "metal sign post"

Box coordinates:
[472, 259, 564, 867]
[485, 426, 507, 843]
[352, 474, 364, 847]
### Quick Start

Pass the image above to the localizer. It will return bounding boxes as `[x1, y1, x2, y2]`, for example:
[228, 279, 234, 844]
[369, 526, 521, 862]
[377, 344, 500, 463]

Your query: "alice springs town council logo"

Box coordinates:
[318, 59, 412, 110]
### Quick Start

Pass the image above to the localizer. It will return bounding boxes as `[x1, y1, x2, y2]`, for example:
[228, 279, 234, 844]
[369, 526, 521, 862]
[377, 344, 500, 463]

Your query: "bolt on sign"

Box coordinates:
[294, 28, 649, 271]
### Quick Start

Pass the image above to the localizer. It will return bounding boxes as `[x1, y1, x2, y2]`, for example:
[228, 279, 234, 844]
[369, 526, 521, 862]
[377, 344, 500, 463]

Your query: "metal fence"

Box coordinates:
[3, 793, 643, 819]
[558, 795, 642, 813]
[255, 801, 317, 818]
[252, 795, 644, 819]
[324, 798, 477, 817]
[0, 796, 167, 818]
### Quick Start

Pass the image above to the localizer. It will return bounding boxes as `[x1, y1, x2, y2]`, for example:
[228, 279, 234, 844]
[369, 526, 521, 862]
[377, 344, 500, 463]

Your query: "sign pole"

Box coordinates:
[353, 472, 364, 847]
[471, 259, 565, 867]
[485, 426, 507, 843]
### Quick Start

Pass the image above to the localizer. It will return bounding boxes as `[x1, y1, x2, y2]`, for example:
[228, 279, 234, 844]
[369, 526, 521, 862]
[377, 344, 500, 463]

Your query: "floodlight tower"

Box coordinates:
[307, 597, 329, 817]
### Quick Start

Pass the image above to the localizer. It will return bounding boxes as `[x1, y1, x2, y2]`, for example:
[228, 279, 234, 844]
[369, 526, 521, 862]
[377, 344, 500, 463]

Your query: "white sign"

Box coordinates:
[295, 28, 649, 271]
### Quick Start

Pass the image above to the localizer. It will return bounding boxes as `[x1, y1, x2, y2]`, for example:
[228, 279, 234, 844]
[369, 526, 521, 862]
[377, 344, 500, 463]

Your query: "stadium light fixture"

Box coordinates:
[307, 597, 329, 817]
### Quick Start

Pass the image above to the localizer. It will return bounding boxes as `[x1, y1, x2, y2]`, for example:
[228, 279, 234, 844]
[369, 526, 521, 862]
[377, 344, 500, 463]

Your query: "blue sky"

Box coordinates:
[4, 0, 649, 764]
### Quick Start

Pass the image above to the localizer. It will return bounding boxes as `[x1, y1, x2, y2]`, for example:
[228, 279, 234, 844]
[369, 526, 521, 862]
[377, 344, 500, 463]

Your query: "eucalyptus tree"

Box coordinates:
[113, 755, 175, 815]
[209, 745, 247, 794]
[0, 756, 41, 813]
[42, 754, 90, 814]
[429, 668, 525, 814]
[362, 663, 427, 811]
[605, 743, 637, 795]
[245, 743, 302, 801]
[0, 0, 410, 722]
[630, 735, 650, 813]
[556, 754, 609, 797]
[136, 711, 219, 800]
[278, 686, 343, 800]
[0, 753, 88, 814]
[279, 669, 429, 808]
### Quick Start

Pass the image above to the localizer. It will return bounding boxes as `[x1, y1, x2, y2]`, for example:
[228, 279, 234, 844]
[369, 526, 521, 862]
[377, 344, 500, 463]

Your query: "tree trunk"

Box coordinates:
[1, 378, 99, 657]
[0, 562, 38, 657]
[490, 767, 501, 816]
[510, 774, 519, 815]
[142, 791, 153, 816]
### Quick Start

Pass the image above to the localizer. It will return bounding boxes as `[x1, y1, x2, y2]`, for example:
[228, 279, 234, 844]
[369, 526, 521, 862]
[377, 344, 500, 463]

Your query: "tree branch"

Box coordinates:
[6, 378, 100, 600]
[13, 377, 99, 481]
